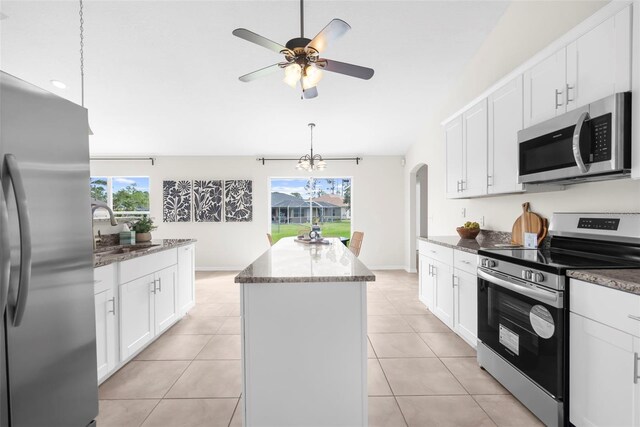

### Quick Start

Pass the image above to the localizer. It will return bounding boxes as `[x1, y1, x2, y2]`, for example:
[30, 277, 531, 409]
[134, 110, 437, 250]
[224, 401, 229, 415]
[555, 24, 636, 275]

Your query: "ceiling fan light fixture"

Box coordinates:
[284, 63, 302, 88]
[301, 65, 322, 90]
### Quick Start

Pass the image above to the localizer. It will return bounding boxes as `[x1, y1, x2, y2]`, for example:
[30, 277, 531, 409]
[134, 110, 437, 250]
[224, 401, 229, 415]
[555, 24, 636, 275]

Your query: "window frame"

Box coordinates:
[91, 176, 150, 217]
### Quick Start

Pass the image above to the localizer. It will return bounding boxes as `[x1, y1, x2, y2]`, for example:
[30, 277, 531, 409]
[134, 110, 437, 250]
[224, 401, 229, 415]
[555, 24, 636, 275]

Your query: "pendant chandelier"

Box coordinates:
[296, 123, 327, 171]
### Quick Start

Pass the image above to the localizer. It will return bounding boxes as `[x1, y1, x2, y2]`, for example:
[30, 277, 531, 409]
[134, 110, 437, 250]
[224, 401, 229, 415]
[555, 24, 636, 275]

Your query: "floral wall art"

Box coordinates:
[193, 180, 223, 222]
[163, 180, 192, 222]
[225, 180, 253, 222]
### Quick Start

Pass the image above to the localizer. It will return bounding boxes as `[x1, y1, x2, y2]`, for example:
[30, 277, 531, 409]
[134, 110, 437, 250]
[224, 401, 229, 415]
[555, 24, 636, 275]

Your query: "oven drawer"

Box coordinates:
[418, 241, 453, 265]
[453, 250, 477, 275]
[570, 278, 640, 338]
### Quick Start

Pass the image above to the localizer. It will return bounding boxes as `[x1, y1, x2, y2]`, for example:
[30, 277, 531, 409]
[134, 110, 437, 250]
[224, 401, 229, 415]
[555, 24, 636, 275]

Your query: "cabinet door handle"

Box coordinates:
[428, 264, 432, 277]
[566, 84, 574, 103]
[628, 315, 640, 322]
[555, 89, 564, 109]
[158, 277, 162, 292]
[456, 180, 461, 192]
[452, 274, 458, 287]
[634, 353, 640, 384]
[487, 175, 492, 187]
[107, 297, 116, 315]
[151, 280, 157, 294]
[460, 180, 466, 191]
[432, 266, 437, 277]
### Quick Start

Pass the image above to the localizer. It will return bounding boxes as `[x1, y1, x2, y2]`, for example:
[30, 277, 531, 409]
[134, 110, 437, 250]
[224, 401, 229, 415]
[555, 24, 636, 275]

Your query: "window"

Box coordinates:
[91, 176, 150, 217]
[270, 177, 351, 244]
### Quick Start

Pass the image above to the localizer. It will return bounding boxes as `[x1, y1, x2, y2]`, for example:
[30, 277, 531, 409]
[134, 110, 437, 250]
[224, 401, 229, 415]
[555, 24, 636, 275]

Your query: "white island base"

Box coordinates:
[235, 237, 374, 427]
[241, 281, 367, 426]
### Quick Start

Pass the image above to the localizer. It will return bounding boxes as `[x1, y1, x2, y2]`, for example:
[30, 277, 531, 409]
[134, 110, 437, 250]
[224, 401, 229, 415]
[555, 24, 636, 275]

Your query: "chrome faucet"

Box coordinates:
[91, 199, 118, 250]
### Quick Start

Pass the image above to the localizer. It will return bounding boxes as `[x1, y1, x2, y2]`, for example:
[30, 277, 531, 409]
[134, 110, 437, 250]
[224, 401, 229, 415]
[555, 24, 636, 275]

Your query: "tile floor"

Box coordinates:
[97, 270, 543, 427]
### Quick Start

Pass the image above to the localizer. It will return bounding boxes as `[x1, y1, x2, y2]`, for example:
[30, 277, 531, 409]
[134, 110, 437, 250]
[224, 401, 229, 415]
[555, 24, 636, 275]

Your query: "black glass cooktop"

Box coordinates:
[478, 247, 637, 274]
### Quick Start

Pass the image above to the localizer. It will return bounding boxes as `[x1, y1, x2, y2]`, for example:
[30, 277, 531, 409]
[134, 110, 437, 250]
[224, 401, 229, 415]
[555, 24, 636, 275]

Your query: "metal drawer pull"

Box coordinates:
[460, 260, 471, 265]
[628, 315, 640, 322]
[566, 84, 574, 103]
[108, 297, 116, 315]
[634, 353, 639, 384]
[555, 89, 563, 108]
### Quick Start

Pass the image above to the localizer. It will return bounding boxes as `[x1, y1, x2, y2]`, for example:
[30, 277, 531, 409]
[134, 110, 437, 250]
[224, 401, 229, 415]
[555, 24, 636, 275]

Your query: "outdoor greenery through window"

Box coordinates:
[91, 176, 150, 217]
[270, 177, 351, 244]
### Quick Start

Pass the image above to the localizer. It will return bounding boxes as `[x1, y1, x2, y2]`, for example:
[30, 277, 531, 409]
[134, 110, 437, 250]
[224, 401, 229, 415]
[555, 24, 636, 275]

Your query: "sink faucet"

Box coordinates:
[91, 199, 118, 250]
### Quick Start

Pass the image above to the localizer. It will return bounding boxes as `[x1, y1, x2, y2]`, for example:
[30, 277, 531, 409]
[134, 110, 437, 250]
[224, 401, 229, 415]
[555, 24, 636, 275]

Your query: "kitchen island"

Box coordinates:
[235, 237, 375, 427]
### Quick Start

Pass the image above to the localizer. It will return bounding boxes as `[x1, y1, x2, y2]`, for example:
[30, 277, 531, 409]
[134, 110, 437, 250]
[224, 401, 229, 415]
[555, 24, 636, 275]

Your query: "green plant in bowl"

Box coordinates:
[132, 215, 157, 242]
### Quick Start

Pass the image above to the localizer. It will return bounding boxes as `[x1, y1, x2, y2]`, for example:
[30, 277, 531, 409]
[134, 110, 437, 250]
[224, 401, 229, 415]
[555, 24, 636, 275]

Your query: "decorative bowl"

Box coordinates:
[456, 227, 481, 240]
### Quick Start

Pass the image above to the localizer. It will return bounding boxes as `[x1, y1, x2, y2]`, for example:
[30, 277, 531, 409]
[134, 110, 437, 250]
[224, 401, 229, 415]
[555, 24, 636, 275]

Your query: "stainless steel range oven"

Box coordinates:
[477, 257, 565, 427]
[477, 213, 640, 427]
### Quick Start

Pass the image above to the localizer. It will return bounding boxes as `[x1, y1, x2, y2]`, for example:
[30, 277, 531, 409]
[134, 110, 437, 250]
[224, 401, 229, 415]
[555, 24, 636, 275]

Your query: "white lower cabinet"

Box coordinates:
[120, 273, 156, 360]
[417, 240, 478, 347]
[94, 265, 118, 383]
[432, 260, 454, 328]
[570, 278, 640, 427]
[95, 287, 117, 382]
[177, 244, 196, 316]
[94, 244, 196, 382]
[453, 269, 477, 347]
[154, 265, 178, 335]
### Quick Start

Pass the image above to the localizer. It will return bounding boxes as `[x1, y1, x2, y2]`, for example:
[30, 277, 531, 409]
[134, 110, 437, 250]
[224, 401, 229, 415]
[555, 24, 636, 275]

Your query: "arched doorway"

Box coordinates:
[408, 163, 428, 272]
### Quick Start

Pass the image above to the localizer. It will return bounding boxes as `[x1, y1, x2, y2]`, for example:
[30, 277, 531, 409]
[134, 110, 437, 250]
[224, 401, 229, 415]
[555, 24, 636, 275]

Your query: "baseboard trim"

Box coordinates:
[196, 266, 244, 272]
[196, 265, 411, 272]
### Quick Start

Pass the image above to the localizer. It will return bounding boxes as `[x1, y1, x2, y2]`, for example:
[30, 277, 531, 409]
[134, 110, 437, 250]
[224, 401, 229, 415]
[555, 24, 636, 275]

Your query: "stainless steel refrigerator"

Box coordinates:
[0, 71, 98, 426]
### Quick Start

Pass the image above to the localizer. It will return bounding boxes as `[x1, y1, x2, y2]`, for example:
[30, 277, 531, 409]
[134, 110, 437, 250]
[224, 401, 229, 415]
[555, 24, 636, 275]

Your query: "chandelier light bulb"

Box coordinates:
[283, 63, 302, 88]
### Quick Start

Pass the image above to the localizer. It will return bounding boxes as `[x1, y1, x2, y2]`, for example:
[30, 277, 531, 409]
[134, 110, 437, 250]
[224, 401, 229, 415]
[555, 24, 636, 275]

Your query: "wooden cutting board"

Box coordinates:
[511, 202, 548, 246]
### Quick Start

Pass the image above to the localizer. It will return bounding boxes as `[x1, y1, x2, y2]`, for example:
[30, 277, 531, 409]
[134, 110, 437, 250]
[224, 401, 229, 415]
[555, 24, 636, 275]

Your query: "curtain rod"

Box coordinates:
[90, 157, 156, 166]
[256, 157, 362, 166]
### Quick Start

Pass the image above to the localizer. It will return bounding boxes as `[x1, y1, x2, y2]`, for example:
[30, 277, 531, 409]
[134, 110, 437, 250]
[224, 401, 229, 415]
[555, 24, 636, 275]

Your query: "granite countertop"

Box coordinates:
[567, 269, 640, 296]
[94, 239, 197, 268]
[418, 231, 515, 254]
[235, 237, 376, 284]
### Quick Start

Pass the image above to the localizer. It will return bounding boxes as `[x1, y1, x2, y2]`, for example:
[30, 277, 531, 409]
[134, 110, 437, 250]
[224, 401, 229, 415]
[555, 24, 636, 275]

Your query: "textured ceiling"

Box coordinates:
[0, 1, 509, 156]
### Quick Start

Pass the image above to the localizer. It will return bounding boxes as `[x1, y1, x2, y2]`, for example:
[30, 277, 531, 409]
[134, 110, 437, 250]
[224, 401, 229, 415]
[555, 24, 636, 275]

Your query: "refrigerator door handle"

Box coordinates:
[3, 154, 32, 326]
[0, 177, 10, 314]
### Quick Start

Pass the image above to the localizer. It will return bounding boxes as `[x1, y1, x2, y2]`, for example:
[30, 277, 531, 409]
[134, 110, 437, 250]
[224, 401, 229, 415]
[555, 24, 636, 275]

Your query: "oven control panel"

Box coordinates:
[577, 217, 620, 231]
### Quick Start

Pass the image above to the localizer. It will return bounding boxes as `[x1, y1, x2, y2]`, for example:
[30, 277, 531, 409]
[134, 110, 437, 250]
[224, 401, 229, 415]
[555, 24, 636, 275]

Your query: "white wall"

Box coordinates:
[404, 1, 640, 270]
[91, 156, 404, 270]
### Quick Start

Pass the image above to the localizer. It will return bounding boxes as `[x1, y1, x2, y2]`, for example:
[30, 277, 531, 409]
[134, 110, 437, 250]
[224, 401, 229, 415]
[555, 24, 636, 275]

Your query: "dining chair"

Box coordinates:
[349, 231, 364, 257]
[267, 233, 273, 246]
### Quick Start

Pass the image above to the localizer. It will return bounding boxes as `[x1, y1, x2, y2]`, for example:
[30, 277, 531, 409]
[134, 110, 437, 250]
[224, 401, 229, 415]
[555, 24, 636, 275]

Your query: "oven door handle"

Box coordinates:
[478, 268, 561, 307]
[572, 111, 590, 174]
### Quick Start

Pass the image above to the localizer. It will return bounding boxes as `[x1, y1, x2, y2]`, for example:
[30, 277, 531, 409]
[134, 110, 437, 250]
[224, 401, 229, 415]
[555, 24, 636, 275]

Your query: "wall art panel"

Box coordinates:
[163, 180, 192, 222]
[193, 180, 223, 222]
[225, 180, 253, 222]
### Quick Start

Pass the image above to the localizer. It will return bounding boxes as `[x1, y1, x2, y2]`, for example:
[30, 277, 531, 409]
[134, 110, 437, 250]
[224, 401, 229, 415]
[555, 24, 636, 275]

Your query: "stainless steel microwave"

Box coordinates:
[518, 92, 631, 184]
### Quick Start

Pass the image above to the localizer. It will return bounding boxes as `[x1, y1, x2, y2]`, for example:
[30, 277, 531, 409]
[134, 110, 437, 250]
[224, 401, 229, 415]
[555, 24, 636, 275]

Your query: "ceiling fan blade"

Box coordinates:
[318, 59, 374, 80]
[306, 19, 351, 54]
[239, 64, 282, 82]
[302, 86, 318, 99]
[232, 28, 292, 55]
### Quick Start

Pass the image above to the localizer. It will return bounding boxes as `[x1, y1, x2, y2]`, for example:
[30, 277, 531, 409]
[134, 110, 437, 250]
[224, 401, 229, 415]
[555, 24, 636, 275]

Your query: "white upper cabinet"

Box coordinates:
[445, 116, 464, 199]
[488, 76, 525, 195]
[523, 49, 567, 128]
[462, 99, 488, 198]
[566, 7, 632, 111]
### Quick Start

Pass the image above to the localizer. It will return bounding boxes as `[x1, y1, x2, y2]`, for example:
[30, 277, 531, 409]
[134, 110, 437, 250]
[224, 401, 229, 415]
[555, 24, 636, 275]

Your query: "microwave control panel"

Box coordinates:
[590, 114, 612, 162]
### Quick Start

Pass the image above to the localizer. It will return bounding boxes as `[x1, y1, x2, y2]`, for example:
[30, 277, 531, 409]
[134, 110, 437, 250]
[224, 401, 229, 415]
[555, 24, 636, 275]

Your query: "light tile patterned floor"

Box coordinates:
[97, 270, 543, 427]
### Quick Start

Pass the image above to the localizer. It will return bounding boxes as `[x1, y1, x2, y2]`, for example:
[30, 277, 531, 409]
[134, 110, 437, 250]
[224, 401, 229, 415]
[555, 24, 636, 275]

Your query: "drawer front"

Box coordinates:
[453, 250, 478, 275]
[94, 264, 116, 294]
[418, 241, 454, 265]
[119, 248, 178, 284]
[570, 278, 640, 338]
